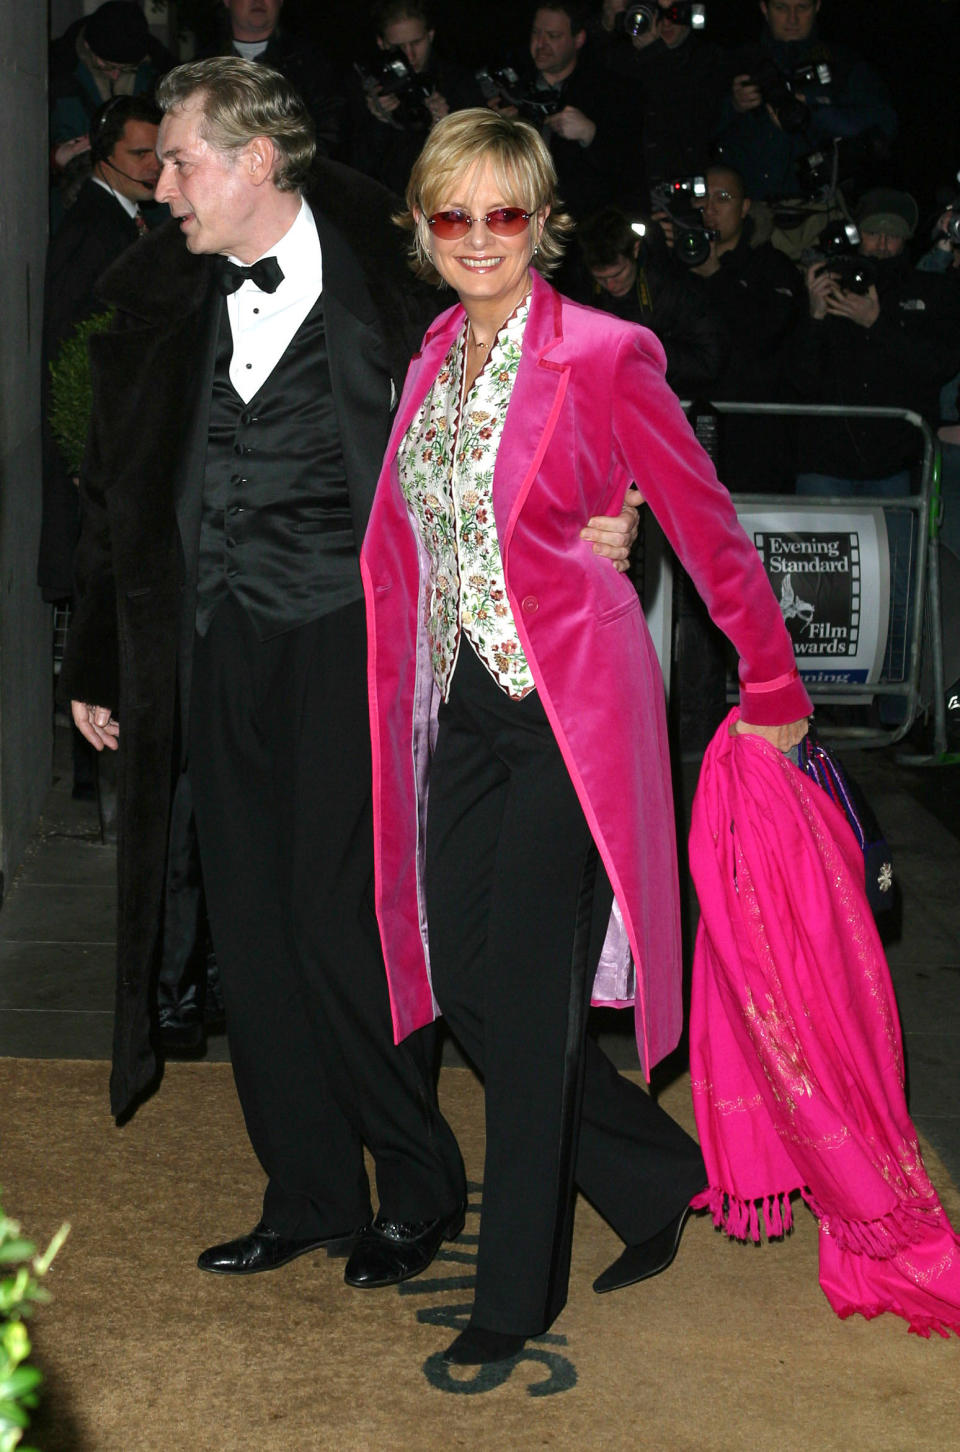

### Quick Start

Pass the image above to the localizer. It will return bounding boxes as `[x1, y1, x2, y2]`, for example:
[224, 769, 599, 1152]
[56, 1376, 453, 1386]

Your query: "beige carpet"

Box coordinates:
[3, 1058, 959, 1451]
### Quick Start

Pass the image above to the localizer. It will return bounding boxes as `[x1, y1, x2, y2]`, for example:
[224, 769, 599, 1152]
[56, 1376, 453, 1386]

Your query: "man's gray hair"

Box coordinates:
[156, 57, 315, 192]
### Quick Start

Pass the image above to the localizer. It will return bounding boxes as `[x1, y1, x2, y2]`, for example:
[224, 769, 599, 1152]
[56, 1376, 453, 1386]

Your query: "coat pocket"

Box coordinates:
[596, 592, 640, 627]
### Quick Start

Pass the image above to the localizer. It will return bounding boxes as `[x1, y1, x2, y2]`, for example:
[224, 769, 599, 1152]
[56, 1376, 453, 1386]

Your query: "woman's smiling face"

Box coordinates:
[420, 158, 546, 316]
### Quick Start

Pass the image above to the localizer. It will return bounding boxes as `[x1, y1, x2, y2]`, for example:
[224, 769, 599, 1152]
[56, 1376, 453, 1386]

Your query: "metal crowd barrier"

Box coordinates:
[664, 402, 948, 757]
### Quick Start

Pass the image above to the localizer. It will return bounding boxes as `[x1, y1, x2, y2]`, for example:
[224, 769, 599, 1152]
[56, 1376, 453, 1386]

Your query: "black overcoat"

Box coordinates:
[59, 159, 436, 1119]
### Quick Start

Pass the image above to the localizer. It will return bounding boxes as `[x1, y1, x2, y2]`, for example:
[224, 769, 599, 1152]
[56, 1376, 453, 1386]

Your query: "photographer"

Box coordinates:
[200, 1, 345, 158]
[486, 3, 645, 220]
[790, 190, 960, 486]
[714, 0, 897, 202]
[663, 164, 803, 489]
[596, 2, 726, 189]
[577, 204, 726, 397]
[919, 190, 960, 569]
[348, 1, 482, 195]
[787, 189, 960, 700]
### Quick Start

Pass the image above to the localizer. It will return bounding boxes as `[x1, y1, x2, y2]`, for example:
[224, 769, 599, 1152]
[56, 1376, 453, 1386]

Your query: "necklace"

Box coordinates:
[466, 285, 532, 356]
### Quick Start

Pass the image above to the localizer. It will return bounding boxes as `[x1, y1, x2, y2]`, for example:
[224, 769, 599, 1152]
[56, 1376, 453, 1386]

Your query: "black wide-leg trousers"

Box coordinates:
[188, 596, 465, 1238]
[425, 641, 706, 1336]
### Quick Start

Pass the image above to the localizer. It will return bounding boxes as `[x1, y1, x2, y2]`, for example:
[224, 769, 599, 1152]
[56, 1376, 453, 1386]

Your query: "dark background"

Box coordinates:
[184, 0, 959, 218]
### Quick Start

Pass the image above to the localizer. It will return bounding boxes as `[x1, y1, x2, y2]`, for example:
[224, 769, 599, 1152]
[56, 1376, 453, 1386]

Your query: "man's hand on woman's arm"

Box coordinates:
[581, 485, 644, 572]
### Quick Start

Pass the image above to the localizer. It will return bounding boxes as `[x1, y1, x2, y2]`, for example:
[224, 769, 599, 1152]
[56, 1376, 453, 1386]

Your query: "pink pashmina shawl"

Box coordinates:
[689, 710, 960, 1337]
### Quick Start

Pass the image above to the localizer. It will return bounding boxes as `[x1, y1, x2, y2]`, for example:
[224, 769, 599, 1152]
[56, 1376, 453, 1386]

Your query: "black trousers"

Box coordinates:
[425, 641, 706, 1335]
[188, 595, 465, 1237]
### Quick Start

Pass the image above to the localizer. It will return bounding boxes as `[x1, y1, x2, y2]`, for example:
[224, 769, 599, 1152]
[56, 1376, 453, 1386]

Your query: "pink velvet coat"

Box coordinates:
[360, 271, 811, 1075]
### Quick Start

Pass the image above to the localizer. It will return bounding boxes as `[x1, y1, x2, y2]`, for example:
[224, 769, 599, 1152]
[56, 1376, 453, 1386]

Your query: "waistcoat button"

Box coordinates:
[521, 595, 539, 614]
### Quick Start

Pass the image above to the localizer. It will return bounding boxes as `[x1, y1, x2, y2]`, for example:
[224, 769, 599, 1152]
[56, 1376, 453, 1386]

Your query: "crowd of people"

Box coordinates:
[45, 1, 960, 609]
[40, 0, 960, 1372]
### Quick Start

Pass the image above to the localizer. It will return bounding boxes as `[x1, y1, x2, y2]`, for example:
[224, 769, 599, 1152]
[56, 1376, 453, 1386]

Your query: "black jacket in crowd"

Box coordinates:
[786, 256, 960, 479]
[693, 215, 804, 402]
[582, 238, 727, 399]
[346, 51, 485, 198]
[714, 25, 897, 201]
[599, 29, 727, 191]
[201, 24, 347, 158]
[529, 53, 647, 220]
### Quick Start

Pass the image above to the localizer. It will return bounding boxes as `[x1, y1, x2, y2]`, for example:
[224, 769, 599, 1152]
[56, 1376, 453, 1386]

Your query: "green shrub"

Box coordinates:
[0, 1200, 69, 1452]
[47, 310, 114, 477]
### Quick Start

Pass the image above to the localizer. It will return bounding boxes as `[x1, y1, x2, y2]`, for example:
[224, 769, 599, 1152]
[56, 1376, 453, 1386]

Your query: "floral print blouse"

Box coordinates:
[398, 299, 535, 701]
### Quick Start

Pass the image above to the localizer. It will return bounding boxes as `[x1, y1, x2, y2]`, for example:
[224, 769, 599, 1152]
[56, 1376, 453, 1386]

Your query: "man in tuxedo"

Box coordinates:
[61, 58, 636, 1288]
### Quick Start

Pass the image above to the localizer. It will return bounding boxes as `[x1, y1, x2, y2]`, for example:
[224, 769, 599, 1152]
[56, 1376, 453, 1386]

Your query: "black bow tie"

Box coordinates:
[216, 255, 284, 296]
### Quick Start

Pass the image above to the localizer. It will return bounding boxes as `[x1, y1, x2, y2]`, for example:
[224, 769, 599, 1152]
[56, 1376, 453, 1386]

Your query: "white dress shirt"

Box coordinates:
[224, 197, 323, 403]
[91, 175, 139, 219]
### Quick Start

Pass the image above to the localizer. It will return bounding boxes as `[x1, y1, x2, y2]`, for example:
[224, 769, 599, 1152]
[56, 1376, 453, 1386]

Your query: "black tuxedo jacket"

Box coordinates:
[58, 159, 436, 1118]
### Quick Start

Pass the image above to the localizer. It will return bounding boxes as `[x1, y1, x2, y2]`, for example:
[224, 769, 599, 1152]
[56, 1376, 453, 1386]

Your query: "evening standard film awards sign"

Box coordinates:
[735, 505, 891, 691]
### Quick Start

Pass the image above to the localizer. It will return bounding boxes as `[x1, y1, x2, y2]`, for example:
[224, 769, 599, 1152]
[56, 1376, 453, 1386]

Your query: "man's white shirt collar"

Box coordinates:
[224, 197, 324, 403]
[91, 175, 140, 219]
[226, 197, 322, 296]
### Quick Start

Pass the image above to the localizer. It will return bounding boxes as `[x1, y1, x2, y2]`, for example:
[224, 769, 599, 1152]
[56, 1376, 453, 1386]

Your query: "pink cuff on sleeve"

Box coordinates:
[741, 668, 800, 696]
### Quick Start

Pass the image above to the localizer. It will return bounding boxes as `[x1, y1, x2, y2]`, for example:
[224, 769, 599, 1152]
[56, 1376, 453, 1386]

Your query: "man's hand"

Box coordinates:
[581, 485, 644, 571]
[486, 94, 519, 119]
[425, 89, 450, 124]
[652, 210, 675, 249]
[53, 135, 91, 169]
[71, 701, 120, 752]
[826, 283, 879, 328]
[731, 74, 762, 113]
[366, 86, 401, 123]
[805, 260, 835, 320]
[546, 107, 596, 146]
[734, 716, 809, 752]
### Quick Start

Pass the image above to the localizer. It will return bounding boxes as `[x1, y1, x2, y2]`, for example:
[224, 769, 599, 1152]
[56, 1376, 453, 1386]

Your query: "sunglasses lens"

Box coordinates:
[427, 209, 531, 238]
[486, 208, 531, 235]
[428, 211, 470, 238]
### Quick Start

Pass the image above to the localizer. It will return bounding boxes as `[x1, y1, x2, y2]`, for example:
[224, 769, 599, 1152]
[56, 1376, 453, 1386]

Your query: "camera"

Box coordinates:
[650, 176, 718, 268]
[615, 3, 706, 38]
[747, 56, 831, 135]
[805, 219, 873, 295]
[354, 50, 433, 129]
[827, 255, 873, 294]
[475, 65, 563, 123]
[937, 174, 960, 244]
[795, 128, 891, 199]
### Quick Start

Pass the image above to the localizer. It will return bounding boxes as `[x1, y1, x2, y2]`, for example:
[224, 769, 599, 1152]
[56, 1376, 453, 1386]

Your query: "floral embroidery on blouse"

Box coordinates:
[399, 300, 535, 700]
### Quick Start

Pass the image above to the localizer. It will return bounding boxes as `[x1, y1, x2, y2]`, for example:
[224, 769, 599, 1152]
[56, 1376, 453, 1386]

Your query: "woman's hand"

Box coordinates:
[734, 716, 809, 752]
[581, 485, 644, 572]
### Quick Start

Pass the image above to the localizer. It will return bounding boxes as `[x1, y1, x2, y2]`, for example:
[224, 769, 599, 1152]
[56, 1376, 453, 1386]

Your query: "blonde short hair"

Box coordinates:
[156, 57, 315, 192]
[397, 108, 573, 284]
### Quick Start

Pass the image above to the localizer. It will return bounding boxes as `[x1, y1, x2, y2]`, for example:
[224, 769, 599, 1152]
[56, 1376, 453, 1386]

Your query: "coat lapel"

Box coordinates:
[312, 203, 406, 539]
[493, 273, 568, 548]
[172, 288, 221, 557]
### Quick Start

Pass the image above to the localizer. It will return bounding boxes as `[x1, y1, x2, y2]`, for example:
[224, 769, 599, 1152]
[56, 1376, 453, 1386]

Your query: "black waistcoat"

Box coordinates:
[196, 294, 363, 639]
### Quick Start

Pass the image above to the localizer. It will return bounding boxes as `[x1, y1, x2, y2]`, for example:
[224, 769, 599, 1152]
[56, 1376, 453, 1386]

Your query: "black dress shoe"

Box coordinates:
[197, 1219, 363, 1275]
[593, 1205, 692, 1293]
[343, 1204, 466, 1288]
[441, 1327, 527, 1365]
